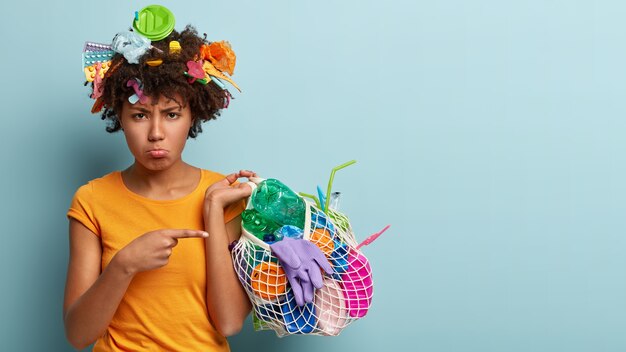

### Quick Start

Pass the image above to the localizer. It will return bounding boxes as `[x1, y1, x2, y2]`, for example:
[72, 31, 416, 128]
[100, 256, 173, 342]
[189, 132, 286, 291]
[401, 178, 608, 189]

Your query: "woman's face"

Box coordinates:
[119, 95, 193, 171]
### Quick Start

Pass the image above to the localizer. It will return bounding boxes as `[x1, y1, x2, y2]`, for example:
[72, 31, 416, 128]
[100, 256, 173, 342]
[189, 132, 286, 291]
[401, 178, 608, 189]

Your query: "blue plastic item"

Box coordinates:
[330, 240, 349, 275]
[311, 210, 335, 232]
[281, 293, 317, 333]
[316, 185, 327, 212]
[274, 225, 303, 240]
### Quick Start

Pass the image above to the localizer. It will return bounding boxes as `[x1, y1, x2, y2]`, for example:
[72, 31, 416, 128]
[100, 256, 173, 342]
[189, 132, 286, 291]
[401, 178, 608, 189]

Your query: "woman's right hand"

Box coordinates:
[114, 229, 209, 275]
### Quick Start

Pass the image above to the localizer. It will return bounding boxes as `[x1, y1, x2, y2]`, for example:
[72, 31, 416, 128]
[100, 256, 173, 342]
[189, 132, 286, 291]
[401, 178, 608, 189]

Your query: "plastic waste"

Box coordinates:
[329, 192, 341, 210]
[133, 5, 176, 41]
[250, 261, 288, 301]
[269, 237, 333, 307]
[281, 292, 317, 333]
[314, 278, 347, 335]
[241, 209, 281, 241]
[251, 179, 306, 228]
[274, 225, 303, 240]
[340, 249, 373, 318]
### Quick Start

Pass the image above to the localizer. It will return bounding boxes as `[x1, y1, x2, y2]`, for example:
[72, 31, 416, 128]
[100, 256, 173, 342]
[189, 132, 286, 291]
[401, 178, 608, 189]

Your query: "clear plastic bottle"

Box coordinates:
[329, 192, 341, 210]
[251, 179, 306, 229]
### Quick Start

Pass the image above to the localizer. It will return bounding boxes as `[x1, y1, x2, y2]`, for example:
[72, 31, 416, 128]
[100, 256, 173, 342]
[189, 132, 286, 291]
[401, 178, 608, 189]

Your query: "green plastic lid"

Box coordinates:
[132, 5, 175, 41]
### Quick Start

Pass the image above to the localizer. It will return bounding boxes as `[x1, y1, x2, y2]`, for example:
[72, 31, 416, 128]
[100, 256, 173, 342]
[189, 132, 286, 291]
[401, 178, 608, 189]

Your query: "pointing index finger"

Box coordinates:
[168, 229, 210, 239]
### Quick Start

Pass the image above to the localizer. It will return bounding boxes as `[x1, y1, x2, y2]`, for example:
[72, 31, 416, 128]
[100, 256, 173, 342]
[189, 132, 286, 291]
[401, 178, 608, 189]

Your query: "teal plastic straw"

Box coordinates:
[317, 186, 326, 212]
[324, 160, 357, 212]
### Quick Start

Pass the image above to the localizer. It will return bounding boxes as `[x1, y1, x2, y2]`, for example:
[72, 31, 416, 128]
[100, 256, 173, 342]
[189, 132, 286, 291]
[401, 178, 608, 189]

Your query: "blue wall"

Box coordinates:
[2, 0, 626, 350]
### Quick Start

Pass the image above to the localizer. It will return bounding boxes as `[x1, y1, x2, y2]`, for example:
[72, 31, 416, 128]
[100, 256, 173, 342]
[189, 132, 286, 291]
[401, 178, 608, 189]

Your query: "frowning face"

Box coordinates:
[119, 95, 193, 171]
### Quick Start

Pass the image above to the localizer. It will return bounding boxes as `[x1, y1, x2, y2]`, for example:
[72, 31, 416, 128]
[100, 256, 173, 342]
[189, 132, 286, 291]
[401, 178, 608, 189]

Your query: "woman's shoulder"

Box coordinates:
[71, 171, 121, 198]
[199, 168, 228, 183]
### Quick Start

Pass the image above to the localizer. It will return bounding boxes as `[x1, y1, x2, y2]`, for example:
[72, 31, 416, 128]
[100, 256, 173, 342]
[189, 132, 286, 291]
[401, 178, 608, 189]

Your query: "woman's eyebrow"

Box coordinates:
[128, 107, 151, 113]
[160, 106, 183, 113]
[128, 106, 182, 113]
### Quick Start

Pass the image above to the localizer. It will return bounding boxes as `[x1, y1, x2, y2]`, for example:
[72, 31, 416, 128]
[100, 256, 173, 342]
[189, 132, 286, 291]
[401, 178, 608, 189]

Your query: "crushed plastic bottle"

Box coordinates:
[251, 179, 306, 229]
[241, 209, 281, 241]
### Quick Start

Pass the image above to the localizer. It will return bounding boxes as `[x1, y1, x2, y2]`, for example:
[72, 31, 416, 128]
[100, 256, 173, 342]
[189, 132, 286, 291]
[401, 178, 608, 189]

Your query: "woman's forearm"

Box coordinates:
[204, 207, 252, 336]
[64, 256, 134, 349]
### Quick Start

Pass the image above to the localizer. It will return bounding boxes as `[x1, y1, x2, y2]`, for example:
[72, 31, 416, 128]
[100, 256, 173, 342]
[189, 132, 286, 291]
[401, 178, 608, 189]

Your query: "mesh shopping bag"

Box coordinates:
[231, 163, 386, 337]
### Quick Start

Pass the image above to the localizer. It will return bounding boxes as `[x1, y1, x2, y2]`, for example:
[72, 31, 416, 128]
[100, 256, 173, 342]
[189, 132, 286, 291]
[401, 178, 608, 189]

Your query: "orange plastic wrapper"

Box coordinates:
[201, 41, 236, 76]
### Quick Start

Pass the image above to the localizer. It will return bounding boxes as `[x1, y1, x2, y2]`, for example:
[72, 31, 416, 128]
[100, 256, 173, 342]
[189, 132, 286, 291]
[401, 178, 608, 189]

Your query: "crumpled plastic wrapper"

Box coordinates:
[112, 31, 151, 64]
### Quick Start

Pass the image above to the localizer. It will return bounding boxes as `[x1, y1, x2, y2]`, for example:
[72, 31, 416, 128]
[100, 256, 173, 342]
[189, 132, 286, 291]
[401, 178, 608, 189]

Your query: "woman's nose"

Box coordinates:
[148, 118, 164, 141]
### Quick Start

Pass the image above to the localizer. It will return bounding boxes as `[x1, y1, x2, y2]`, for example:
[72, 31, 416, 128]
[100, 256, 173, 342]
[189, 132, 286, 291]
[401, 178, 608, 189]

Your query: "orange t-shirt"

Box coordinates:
[67, 169, 245, 351]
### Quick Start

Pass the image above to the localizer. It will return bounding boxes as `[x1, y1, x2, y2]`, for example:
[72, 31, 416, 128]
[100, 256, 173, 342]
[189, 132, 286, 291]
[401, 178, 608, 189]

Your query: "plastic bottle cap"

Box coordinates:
[132, 5, 175, 41]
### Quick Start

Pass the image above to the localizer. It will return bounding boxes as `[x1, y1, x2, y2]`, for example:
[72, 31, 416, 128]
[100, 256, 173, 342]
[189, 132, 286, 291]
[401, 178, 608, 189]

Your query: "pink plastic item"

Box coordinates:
[314, 278, 347, 336]
[340, 249, 373, 318]
[186, 61, 205, 83]
[356, 224, 390, 250]
[91, 62, 103, 99]
[126, 79, 148, 104]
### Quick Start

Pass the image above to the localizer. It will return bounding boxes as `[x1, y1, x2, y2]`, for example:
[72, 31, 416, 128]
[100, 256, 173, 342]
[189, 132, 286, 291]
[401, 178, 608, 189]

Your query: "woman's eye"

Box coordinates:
[167, 113, 179, 119]
[133, 113, 146, 119]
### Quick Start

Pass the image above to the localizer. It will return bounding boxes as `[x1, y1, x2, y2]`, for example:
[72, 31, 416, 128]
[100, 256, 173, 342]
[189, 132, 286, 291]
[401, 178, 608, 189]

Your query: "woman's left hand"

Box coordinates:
[203, 170, 257, 216]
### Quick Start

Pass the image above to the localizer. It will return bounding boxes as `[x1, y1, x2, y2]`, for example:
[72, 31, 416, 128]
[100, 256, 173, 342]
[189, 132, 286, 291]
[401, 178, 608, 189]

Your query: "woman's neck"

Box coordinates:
[122, 160, 198, 195]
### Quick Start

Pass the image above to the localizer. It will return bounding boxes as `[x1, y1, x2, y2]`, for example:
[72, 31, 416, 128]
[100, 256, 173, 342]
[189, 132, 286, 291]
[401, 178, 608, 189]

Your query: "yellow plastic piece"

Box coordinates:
[146, 59, 163, 66]
[83, 61, 111, 82]
[202, 61, 241, 92]
[169, 41, 181, 55]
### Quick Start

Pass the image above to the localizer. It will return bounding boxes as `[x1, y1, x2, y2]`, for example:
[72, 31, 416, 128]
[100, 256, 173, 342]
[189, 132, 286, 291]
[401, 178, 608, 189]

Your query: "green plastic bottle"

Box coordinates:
[241, 209, 281, 240]
[251, 179, 306, 229]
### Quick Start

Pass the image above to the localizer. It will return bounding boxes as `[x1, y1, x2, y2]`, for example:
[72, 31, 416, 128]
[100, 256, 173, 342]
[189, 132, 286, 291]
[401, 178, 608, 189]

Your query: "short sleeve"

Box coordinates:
[224, 198, 246, 224]
[67, 183, 101, 236]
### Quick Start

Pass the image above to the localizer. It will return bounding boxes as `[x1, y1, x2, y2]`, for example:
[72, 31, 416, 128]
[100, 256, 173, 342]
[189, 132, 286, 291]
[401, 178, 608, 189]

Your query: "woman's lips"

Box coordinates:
[148, 150, 168, 158]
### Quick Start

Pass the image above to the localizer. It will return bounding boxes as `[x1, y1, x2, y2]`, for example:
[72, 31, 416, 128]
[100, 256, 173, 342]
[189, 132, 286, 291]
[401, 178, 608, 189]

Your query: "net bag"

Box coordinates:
[230, 177, 375, 336]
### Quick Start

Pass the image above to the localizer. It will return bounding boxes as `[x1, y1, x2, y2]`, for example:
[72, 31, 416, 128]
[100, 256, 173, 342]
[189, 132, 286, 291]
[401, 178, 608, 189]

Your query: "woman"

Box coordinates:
[64, 11, 253, 351]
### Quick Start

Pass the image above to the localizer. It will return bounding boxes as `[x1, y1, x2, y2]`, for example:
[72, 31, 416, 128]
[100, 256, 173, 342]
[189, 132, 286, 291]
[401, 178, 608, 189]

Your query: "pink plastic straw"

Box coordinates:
[356, 225, 390, 250]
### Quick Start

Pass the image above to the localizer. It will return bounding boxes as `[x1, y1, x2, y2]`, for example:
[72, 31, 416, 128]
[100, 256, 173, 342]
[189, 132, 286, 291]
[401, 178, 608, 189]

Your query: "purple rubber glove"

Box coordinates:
[270, 237, 334, 306]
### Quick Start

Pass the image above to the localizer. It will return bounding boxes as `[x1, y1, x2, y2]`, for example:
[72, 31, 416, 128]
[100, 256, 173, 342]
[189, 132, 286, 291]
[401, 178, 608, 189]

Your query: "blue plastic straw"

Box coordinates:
[316, 185, 327, 212]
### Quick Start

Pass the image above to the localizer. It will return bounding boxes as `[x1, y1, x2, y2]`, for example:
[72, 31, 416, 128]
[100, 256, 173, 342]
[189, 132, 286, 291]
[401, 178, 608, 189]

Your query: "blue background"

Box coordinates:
[1, 0, 625, 351]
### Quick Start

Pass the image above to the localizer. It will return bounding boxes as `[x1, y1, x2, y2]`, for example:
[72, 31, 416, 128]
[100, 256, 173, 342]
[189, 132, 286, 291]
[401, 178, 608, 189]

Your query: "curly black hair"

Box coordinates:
[94, 25, 232, 139]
